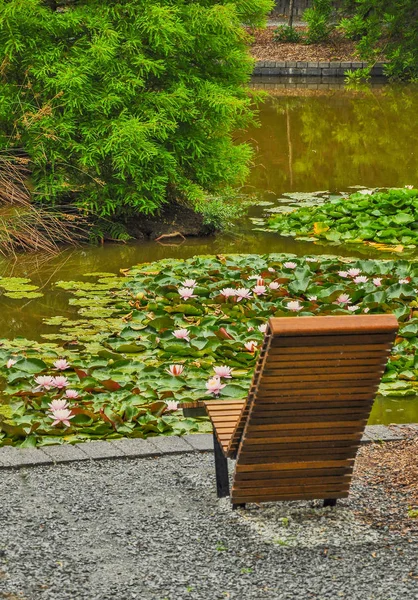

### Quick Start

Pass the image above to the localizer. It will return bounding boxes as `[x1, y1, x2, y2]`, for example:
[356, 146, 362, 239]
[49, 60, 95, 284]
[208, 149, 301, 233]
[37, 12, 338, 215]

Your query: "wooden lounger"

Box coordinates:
[204, 314, 398, 509]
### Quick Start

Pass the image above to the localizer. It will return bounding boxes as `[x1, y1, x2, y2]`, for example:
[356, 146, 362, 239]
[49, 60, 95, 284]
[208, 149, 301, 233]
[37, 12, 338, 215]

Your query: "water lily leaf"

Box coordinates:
[15, 358, 48, 374]
[165, 304, 203, 316]
[313, 222, 329, 235]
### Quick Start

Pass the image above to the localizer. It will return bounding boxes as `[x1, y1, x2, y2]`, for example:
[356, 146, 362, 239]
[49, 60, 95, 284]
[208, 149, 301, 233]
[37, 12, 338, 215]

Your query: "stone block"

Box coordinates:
[329, 62, 341, 68]
[255, 61, 265, 68]
[306, 68, 321, 76]
[351, 62, 363, 69]
[42, 444, 90, 464]
[307, 62, 319, 68]
[340, 62, 353, 69]
[285, 61, 297, 68]
[264, 60, 277, 68]
[79, 440, 124, 460]
[184, 434, 213, 452]
[296, 61, 308, 68]
[0, 446, 52, 468]
[274, 61, 286, 68]
[252, 68, 263, 76]
[149, 436, 194, 455]
[319, 62, 331, 68]
[322, 69, 338, 77]
[110, 438, 162, 458]
[363, 425, 403, 442]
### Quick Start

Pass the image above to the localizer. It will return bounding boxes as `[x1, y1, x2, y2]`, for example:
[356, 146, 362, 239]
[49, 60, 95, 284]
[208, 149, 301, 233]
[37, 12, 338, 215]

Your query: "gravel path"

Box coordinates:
[0, 453, 417, 600]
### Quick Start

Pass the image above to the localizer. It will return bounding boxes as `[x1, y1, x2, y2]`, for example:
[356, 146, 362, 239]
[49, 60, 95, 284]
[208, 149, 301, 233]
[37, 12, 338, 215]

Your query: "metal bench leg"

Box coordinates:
[323, 498, 337, 508]
[213, 432, 230, 498]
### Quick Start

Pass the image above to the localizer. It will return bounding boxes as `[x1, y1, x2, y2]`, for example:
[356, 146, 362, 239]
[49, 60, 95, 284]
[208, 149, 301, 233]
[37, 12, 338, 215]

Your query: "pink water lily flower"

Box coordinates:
[269, 282, 280, 290]
[308, 295, 317, 301]
[182, 279, 197, 288]
[353, 276, 368, 284]
[247, 326, 254, 332]
[405, 185, 414, 189]
[268, 267, 275, 272]
[364, 307, 370, 313]
[236, 288, 252, 302]
[305, 257, 318, 263]
[48, 399, 69, 412]
[244, 341, 258, 353]
[206, 377, 226, 396]
[165, 401, 179, 412]
[253, 285, 266, 296]
[50, 408, 75, 428]
[284, 261, 297, 269]
[248, 274, 262, 280]
[220, 288, 236, 298]
[399, 278, 409, 284]
[52, 376, 70, 389]
[347, 268, 361, 278]
[336, 294, 351, 305]
[53, 359, 71, 371]
[287, 300, 302, 312]
[373, 278, 382, 287]
[167, 364, 184, 376]
[178, 287, 197, 301]
[6, 358, 17, 368]
[213, 366, 233, 379]
[338, 271, 348, 278]
[34, 376, 55, 391]
[258, 323, 268, 333]
[173, 329, 190, 342]
[65, 389, 79, 399]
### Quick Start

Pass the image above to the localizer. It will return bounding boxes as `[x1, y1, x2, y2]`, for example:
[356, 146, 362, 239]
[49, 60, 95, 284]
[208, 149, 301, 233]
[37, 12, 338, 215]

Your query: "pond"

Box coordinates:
[2, 78, 418, 427]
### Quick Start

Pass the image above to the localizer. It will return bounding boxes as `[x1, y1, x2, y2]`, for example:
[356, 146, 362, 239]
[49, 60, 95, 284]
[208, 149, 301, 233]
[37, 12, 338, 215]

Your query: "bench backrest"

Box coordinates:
[228, 314, 398, 505]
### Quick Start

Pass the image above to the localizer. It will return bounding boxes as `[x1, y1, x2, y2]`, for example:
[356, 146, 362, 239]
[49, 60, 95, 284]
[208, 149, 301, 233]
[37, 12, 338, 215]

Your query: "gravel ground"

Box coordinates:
[0, 452, 417, 600]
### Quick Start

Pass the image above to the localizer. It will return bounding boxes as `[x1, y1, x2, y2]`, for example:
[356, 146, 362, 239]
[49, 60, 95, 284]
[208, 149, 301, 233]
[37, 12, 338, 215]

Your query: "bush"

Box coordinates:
[304, 0, 333, 44]
[273, 25, 302, 43]
[0, 0, 273, 221]
[336, 0, 418, 80]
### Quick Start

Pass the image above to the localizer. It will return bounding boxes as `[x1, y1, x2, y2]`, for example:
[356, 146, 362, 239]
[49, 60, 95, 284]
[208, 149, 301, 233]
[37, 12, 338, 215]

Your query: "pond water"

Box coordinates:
[2, 78, 418, 425]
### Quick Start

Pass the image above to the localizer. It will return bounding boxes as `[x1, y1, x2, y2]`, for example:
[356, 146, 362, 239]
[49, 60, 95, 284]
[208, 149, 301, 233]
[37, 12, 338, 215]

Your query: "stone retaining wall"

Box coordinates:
[254, 60, 387, 77]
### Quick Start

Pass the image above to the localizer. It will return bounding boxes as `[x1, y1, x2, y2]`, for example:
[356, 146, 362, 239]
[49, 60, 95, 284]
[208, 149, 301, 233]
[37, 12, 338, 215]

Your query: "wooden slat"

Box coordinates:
[270, 333, 395, 348]
[234, 466, 353, 480]
[258, 371, 384, 384]
[236, 459, 354, 473]
[262, 357, 388, 370]
[262, 365, 385, 377]
[265, 351, 391, 364]
[245, 420, 366, 432]
[268, 314, 398, 336]
[254, 388, 378, 399]
[266, 344, 393, 355]
[231, 491, 350, 503]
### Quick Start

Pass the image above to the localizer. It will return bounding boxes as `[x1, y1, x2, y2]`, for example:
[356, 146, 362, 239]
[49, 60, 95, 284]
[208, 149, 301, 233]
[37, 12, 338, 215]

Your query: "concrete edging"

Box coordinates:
[253, 60, 387, 77]
[0, 424, 416, 469]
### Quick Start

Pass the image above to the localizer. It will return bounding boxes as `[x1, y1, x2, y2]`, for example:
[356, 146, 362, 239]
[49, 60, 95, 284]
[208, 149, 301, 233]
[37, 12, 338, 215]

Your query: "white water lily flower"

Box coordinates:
[182, 279, 197, 288]
[287, 300, 302, 311]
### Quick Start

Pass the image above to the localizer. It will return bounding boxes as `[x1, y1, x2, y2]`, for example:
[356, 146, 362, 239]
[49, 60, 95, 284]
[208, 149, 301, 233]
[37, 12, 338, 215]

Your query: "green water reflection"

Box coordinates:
[1, 78, 418, 425]
[245, 78, 418, 198]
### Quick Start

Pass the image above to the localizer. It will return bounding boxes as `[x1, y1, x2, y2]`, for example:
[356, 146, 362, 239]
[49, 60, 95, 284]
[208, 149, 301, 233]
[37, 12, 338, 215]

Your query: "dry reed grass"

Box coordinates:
[0, 152, 90, 256]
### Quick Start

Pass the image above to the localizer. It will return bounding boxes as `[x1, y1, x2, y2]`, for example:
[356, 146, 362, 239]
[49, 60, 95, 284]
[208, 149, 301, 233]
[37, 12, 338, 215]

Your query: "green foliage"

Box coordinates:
[273, 25, 302, 43]
[0, 0, 273, 220]
[1, 252, 418, 447]
[344, 66, 372, 83]
[337, 0, 418, 80]
[304, 0, 333, 44]
[266, 188, 418, 249]
[197, 189, 253, 231]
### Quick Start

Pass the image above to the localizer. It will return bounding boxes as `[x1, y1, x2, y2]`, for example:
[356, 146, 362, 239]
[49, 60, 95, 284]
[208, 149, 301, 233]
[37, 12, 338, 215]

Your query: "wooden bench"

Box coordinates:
[204, 314, 398, 509]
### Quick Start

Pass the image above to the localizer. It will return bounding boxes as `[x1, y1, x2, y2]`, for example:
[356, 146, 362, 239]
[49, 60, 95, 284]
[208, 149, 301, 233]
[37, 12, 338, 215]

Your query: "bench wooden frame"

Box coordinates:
[204, 314, 398, 509]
